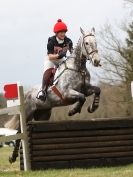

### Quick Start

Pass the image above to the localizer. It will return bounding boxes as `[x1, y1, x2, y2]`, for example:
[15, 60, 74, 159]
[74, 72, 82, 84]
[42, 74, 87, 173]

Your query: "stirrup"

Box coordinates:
[36, 90, 47, 102]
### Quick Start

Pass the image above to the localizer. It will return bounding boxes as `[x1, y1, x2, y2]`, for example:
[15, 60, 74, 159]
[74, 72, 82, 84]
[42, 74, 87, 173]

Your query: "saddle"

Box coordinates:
[48, 67, 65, 101]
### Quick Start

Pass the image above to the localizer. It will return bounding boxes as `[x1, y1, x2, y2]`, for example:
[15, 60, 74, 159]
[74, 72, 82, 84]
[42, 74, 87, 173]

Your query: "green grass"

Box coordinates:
[0, 147, 133, 177]
[0, 146, 19, 172]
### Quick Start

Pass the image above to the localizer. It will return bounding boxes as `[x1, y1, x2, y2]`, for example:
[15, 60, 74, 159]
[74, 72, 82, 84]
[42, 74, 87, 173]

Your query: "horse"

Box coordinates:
[5, 27, 101, 163]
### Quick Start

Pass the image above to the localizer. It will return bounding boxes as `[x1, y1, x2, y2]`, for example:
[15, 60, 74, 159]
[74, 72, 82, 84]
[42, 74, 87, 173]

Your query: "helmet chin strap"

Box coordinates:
[56, 37, 64, 44]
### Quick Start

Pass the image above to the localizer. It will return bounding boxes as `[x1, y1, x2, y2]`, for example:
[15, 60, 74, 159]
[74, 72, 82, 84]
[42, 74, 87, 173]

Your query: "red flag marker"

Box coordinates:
[3, 83, 18, 99]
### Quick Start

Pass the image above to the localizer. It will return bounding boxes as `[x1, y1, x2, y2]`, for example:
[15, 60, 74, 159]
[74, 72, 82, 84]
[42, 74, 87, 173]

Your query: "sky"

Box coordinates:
[0, 0, 131, 91]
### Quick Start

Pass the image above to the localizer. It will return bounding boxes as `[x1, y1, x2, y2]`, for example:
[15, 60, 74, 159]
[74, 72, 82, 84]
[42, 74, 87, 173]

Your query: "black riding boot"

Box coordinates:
[38, 68, 53, 101]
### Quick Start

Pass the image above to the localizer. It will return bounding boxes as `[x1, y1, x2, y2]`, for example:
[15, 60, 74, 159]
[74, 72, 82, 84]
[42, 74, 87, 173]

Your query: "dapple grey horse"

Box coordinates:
[5, 27, 101, 163]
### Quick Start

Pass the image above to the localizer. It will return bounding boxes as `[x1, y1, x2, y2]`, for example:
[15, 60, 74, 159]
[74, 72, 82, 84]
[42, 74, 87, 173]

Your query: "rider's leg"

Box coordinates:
[42, 68, 54, 91]
[38, 57, 65, 101]
[38, 68, 54, 101]
[38, 58, 56, 101]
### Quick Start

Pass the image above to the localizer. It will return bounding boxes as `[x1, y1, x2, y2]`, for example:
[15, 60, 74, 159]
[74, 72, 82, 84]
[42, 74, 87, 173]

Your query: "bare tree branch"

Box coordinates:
[98, 22, 133, 107]
[124, 0, 133, 3]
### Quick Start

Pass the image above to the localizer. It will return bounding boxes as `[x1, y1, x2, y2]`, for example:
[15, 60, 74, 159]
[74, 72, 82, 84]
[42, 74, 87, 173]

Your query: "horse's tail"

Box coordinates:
[4, 114, 20, 130]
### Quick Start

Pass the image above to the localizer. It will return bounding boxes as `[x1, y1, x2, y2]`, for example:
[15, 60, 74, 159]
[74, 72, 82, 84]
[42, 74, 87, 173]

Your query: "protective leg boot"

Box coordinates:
[38, 68, 54, 101]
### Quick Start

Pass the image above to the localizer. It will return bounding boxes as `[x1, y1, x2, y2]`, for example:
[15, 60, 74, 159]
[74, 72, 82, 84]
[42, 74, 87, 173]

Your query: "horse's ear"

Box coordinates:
[80, 27, 85, 35]
[91, 27, 95, 34]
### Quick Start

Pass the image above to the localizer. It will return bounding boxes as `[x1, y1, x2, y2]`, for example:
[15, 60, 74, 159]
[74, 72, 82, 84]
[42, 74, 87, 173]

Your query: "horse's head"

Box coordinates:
[80, 27, 100, 67]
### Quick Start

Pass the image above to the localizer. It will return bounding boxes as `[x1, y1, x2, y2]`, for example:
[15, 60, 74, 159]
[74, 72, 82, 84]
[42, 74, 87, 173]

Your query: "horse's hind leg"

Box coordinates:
[64, 89, 86, 116]
[9, 127, 21, 163]
[33, 109, 52, 121]
[9, 139, 21, 163]
[8, 109, 34, 164]
[86, 85, 101, 113]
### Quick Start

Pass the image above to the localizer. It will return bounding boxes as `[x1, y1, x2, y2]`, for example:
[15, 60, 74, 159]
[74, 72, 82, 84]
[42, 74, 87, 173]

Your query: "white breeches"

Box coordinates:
[43, 57, 66, 72]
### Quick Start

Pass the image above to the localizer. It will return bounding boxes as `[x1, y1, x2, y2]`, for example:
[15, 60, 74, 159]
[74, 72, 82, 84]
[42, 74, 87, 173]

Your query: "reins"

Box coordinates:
[53, 33, 98, 85]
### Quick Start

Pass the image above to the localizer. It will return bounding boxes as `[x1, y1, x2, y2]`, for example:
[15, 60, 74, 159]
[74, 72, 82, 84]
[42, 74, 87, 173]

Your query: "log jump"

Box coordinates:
[20, 117, 133, 170]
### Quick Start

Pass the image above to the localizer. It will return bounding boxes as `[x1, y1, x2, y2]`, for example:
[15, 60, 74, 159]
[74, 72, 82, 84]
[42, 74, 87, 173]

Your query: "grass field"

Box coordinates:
[1, 147, 133, 177]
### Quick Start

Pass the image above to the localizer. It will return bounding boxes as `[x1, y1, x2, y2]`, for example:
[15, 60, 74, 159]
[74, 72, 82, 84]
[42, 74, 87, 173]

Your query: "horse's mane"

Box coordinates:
[57, 37, 82, 68]
[74, 37, 82, 59]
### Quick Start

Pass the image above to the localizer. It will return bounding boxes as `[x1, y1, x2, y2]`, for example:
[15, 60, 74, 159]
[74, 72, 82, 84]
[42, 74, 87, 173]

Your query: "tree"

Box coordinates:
[99, 21, 133, 116]
[125, 0, 133, 3]
[123, 22, 133, 89]
[99, 24, 127, 84]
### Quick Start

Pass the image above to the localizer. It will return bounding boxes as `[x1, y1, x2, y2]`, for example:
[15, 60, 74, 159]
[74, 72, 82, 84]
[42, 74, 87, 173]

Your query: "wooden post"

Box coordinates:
[18, 86, 31, 171]
[131, 81, 133, 100]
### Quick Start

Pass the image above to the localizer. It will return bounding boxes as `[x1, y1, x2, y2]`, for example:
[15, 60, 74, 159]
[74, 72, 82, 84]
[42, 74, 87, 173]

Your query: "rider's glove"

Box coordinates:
[57, 50, 66, 59]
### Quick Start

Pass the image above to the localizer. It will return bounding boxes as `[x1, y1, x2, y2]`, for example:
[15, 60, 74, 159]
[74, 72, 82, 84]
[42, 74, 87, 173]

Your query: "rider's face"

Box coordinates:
[56, 31, 66, 40]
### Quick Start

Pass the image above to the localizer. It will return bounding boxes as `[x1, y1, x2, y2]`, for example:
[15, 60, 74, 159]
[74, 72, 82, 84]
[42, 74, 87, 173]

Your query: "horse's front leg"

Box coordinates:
[85, 85, 101, 113]
[64, 89, 86, 116]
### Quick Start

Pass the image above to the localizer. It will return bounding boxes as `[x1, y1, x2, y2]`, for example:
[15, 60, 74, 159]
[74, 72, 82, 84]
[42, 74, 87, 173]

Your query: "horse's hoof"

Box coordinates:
[9, 155, 16, 164]
[68, 107, 81, 116]
[68, 108, 78, 116]
[9, 156, 13, 164]
[88, 104, 99, 113]
[88, 106, 94, 113]
[68, 111, 74, 116]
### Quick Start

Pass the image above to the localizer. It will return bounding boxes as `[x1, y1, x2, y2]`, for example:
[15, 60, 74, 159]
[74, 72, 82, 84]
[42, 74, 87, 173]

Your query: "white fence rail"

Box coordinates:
[0, 106, 20, 115]
[0, 85, 31, 171]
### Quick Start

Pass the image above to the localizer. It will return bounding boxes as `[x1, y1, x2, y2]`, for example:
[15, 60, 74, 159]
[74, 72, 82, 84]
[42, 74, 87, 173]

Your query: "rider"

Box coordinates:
[38, 19, 73, 101]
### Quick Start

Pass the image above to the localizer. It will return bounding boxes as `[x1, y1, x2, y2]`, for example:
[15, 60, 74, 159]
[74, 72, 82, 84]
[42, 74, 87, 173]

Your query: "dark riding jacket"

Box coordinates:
[47, 36, 73, 55]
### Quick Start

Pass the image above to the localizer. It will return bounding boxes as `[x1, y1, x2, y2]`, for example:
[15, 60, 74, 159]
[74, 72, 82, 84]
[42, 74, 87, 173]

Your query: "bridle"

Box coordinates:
[52, 34, 99, 84]
[81, 34, 98, 63]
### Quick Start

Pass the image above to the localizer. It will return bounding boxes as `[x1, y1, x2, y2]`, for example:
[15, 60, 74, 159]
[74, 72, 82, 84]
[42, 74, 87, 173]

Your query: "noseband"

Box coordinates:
[82, 34, 98, 62]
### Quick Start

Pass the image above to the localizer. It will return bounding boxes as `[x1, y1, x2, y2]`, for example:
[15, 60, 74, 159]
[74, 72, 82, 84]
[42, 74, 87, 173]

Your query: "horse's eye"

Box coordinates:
[85, 42, 89, 45]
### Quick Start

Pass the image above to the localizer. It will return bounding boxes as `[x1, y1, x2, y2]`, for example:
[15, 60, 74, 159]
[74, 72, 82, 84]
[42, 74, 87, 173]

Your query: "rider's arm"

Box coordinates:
[47, 40, 59, 60]
[47, 38, 67, 60]
[48, 54, 59, 60]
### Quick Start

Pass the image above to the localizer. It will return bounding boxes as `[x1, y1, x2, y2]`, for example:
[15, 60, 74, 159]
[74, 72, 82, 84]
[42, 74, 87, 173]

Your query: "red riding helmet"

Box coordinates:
[53, 19, 68, 33]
